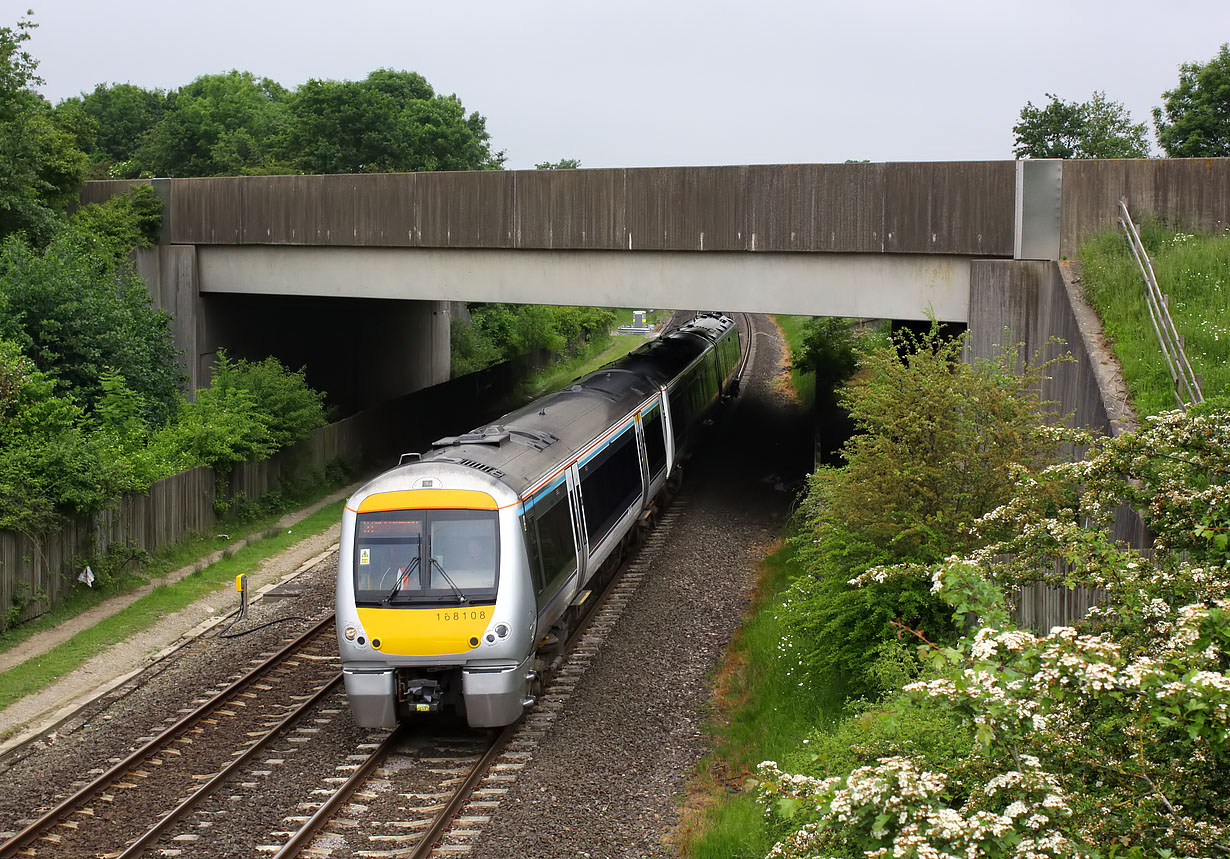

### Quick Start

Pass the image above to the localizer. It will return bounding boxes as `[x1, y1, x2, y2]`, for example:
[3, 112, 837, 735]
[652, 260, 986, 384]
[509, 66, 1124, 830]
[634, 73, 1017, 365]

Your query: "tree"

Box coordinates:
[1013, 91, 1150, 159]
[0, 230, 183, 426]
[1154, 43, 1230, 157]
[759, 406, 1230, 857]
[0, 15, 88, 244]
[131, 71, 291, 177]
[535, 158, 580, 169]
[56, 82, 169, 177]
[0, 337, 128, 533]
[279, 69, 503, 174]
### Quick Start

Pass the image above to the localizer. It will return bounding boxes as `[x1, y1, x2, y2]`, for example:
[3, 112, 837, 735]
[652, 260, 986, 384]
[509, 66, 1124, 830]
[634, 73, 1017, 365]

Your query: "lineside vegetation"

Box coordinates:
[1078, 223, 1230, 415]
[686, 318, 1230, 857]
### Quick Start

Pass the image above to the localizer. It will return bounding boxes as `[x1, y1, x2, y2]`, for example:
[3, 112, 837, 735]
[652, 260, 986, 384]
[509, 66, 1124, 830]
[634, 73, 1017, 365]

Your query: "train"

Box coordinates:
[336, 313, 742, 728]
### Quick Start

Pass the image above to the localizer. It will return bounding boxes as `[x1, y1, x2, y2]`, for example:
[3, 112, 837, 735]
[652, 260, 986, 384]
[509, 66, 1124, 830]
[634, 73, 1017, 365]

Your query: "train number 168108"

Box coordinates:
[436, 610, 487, 621]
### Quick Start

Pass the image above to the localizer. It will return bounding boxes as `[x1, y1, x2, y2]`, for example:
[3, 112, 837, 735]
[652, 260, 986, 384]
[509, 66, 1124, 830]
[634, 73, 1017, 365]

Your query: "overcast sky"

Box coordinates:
[5, 0, 1226, 170]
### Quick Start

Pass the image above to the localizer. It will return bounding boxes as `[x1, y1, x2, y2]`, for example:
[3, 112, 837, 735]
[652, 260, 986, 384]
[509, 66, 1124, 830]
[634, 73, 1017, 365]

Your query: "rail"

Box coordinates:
[1117, 199, 1204, 409]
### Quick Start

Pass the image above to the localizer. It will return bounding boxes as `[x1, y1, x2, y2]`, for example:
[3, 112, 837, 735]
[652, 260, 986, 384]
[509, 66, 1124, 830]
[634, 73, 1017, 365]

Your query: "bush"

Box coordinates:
[780, 325, 1069, 699]
[761, 406, 1230, 858]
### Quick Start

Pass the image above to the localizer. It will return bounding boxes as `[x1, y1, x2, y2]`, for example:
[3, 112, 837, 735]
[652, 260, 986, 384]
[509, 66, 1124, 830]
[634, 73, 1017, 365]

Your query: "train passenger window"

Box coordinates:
[579, 428, 642, 545]
[531, 483, 577, 597]
[522, 515, 546, 593]
[669, 384, 689, 448]
[642, 407, 667, 477]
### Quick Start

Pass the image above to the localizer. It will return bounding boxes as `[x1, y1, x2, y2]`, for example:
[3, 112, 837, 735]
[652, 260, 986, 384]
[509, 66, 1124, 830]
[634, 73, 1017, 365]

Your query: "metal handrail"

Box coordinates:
[1117, 200, 1204, 408]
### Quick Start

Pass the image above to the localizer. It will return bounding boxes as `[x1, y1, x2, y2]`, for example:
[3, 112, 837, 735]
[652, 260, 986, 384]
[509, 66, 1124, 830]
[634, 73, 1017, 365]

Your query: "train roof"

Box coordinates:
[420, 314, 734, 496]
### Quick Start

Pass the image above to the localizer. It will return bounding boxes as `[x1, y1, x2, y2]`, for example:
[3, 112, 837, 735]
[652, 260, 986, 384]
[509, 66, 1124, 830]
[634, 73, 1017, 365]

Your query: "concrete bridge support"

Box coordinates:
[134, 245, 450, 414]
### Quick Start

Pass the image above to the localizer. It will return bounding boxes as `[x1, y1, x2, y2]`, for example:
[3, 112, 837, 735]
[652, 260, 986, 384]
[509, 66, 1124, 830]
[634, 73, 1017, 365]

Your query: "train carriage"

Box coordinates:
[336, 313, 740, 728]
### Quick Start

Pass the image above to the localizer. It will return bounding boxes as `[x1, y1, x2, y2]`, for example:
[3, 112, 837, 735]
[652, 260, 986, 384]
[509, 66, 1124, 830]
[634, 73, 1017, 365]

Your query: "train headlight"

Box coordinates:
[344, 626, 358, 641]
[495, 623, 510, 639]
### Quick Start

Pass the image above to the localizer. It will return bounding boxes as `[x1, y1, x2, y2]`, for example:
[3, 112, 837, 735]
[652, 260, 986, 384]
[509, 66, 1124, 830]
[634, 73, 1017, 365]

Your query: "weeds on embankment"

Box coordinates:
[1079, 223, 1230, 415]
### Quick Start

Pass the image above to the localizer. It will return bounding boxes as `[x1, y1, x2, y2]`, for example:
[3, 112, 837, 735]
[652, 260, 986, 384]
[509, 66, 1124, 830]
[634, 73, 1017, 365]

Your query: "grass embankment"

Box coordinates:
[678, 542, 838, 858]
[518, 327, 657, 399]
[770, 315, 815, 407]
[1080, 225, 1230, 415]
[0, 493, 347, 719]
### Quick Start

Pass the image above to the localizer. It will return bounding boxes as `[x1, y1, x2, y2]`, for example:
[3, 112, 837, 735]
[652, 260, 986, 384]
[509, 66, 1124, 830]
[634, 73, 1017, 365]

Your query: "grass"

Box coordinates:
[677, 541, 839, 858]
[1079, 223, 1230, 416]
[771, 315, 816, 407]
[0, 499, 346, 720]
[517, 332, 649, 399]
[608, 307, 671, 329]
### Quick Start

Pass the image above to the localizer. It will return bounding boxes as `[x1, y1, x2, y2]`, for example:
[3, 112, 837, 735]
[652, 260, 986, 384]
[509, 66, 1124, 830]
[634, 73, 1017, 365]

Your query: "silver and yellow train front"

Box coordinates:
[335, 472, 537, 728]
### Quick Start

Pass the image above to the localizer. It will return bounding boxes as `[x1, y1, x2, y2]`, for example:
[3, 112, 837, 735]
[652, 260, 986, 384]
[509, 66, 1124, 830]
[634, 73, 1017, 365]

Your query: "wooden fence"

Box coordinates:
[0, 354, 534, 630]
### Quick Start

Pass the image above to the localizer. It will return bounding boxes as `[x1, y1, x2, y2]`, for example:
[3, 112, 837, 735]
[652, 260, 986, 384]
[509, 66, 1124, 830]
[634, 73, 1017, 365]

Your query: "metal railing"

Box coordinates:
[1117, 200, 1204, 409]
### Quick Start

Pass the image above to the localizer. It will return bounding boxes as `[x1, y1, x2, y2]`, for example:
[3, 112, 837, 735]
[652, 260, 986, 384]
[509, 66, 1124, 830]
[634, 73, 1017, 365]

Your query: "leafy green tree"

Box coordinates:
[789, 317, 859, 406]
[131, 71, 290, 177]
[1154, 42, 1230, 157]
[1013, 91, 1150, 158]
[0, 337, 127, 533]
[210, 352, 326, 449]
[0, 230, 183, 425]
[56, 82, 169, 177]
[535, 158, 580, 169]
[279, 69, 503, 174]
[0, 15, 88, 244]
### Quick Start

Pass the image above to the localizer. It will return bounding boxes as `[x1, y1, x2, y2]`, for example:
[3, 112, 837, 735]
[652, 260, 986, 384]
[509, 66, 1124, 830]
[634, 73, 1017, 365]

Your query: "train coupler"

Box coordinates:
[398, 676, 442, 713]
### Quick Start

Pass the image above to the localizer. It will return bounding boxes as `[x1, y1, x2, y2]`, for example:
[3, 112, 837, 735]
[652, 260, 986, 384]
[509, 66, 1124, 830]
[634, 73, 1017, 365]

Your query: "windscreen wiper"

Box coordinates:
[385, 555, 421, 603]
[430, 557, 468, 604]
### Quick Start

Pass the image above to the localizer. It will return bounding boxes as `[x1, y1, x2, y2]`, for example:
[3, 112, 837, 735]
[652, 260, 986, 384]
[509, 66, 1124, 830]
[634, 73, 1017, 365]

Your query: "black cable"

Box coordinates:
[216, 606, 312, 639]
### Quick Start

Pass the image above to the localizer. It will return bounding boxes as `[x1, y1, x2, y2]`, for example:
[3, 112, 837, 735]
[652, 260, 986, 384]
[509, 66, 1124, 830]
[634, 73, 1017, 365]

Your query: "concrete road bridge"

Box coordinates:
[84, 158, 1229, 426]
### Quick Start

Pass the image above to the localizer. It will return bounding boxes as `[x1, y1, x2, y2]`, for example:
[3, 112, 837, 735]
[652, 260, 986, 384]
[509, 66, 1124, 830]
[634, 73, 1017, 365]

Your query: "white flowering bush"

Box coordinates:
[759, 408, 1230, 858]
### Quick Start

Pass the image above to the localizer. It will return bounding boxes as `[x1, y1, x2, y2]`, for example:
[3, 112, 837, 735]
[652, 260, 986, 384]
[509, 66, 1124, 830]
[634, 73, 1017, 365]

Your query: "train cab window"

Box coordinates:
[430, 514, 498, 591]
[642, 406, 667, 478]
[579, 428, 642, 544]
[354, 509, 498, 606]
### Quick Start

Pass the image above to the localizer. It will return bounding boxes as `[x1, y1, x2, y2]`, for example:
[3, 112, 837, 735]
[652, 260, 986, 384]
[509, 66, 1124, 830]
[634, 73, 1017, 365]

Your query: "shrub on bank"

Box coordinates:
[779, 326, 1070, 700]
[757, 406, 1230, 858]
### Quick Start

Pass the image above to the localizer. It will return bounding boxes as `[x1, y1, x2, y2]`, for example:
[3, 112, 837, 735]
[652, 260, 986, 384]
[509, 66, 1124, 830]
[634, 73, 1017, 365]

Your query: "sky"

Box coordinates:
[5, 0, 1227, 170]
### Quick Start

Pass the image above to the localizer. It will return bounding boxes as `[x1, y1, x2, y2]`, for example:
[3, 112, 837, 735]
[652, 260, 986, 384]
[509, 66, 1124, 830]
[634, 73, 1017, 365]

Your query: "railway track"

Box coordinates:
[267, 502, 688, 859]
[0, 617, 340, 858]
[1, 311, 759, 858]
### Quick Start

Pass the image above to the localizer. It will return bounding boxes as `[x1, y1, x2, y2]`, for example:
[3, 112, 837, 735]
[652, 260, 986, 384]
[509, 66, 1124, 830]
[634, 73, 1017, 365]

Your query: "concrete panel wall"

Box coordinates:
[200, 293, 450, 414]
[139, 162, 1016, 257]
[968, 260, 1111, 434]
[196, 245, 975, 322]
[1060, 158, 1230, 257]
[967, 259, 1148, 548]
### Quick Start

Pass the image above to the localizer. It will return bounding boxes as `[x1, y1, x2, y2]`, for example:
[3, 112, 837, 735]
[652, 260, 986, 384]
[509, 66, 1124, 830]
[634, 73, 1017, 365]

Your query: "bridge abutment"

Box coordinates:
[135, 246, 450, 414]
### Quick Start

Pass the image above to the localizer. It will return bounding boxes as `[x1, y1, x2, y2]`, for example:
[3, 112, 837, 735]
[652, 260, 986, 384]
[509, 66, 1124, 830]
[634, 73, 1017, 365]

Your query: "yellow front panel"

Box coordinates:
[355, 489, 497, 513]
[357, 605, 495, 656]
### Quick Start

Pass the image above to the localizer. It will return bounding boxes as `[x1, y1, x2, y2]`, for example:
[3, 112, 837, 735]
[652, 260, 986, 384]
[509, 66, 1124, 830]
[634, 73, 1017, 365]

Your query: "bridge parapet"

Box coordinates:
[84, 158, 1230, 261]
[84, 162, 1017, 256]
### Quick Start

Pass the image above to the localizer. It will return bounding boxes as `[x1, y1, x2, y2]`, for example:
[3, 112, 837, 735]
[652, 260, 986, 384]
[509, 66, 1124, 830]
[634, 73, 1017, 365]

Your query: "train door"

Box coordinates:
[633, 412, 651, 506]
[566, 465, 590, 585]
